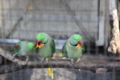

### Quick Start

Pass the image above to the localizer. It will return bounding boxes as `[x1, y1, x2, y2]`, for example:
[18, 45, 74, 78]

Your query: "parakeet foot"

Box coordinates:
[71, 59, 74, 64]
[76, 58, 81, 63]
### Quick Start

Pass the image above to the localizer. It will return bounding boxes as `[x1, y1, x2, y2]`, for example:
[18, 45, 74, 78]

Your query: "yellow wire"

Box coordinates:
[47, 68, 54, 79]
[78, 69, 81, 71]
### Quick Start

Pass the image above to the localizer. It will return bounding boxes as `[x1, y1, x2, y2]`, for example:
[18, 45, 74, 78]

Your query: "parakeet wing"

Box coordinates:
[50, 38, 55, 53]
[48, 38, 55, 79]
[62, 41, 68, 57]
[14, 47, 19, 53]
[82, 45, 85, 51]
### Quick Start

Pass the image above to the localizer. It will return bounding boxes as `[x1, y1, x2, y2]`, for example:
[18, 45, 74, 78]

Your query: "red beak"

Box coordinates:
[37, 40, 42, 45]
[78, 40, 82, 45]
[76, 40, 82, 50]
[36, 40, 44, 48]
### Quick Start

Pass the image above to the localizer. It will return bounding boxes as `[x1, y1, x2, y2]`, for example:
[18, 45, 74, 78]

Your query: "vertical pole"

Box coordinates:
[108, 0, 120, 55]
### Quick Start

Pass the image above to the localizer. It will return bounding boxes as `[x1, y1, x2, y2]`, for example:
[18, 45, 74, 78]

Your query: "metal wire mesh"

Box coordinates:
[0, 0, 119, 80]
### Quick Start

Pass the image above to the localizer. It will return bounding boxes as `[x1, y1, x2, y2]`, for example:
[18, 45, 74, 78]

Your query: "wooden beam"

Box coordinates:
[96, 0, 105, 46]
[108, 0, 120, 55]
[0, 47, 120, 74]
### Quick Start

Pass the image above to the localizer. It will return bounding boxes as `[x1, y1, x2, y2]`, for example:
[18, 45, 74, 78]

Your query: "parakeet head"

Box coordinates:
[36, 32, 48, 48]
[69, 34, 83, 50]
[14, 42, 35, 52]
[26, 42, 36, 51]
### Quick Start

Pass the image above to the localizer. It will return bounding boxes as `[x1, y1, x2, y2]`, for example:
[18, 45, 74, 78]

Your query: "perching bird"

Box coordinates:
[13, 41, 36, 64]
[35, 32, 55, 79]
[62, 34, 85, 64]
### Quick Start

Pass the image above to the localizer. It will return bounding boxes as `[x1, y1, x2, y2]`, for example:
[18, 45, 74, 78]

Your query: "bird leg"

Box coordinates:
[76, 58, 81, 63]
[76, 58, 81, 71]
[37, 57, 45, 63]
[71, 59, 74, 64]
[45, 58, 49, 63]
[25, 56, 29, 65]
[41, 57, 45, 63]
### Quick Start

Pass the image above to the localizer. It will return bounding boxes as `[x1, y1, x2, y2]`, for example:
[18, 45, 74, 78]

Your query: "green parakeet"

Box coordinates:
[35, 32, 55, 79]
[62, 34, 85, 64]
[13, 41, 36, 63]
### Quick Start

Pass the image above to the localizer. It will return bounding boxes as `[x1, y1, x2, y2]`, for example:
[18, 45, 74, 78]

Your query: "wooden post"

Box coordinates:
[96, 0, 105, 46]
[108, 0, 120, 55]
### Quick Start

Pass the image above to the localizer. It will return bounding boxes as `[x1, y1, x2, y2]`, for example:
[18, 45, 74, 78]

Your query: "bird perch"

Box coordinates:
[0, 47, 120, 74]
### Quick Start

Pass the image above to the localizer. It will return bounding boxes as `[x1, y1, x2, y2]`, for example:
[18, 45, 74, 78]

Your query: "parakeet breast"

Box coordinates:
[38, 40, 53, 58]
[66, 41, 82, 59]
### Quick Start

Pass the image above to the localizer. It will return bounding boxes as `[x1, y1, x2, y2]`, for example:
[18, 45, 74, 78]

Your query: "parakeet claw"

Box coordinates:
[71, 59, 74, 64]
[45, 58, 49, 63]
[76, 58, 81, 63]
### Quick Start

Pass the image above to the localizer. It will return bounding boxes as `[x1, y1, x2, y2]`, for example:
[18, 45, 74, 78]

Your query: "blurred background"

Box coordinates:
[0, 0, 119, 80]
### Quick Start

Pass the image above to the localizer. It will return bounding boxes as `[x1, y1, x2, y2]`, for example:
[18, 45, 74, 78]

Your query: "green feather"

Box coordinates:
[27, 42, 35, 51]
[62, 34, 85, 60]
[36, 32, 46, 40]
[62, 41, 67, 57]
[72, 34, 82, 40]
[14, 46, 20, 53]
[50, 38, 55, 53]
[36, 32, 48, 43]
[36, 33, 55, 79]
[14, 41, 35, 56]
[14, 41, 21, 53]
[36, 33, 55, 58]
[82, 45, 85, 51]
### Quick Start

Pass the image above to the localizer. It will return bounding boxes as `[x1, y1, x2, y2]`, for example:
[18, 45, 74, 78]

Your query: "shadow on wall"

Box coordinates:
[1, 68, 120, 80]
[68, 69, 120, 80]
[5, 69, 33, 80]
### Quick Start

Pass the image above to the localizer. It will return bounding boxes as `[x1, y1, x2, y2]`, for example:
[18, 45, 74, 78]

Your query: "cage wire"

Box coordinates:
[0, 0, 119, 80]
